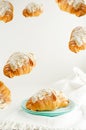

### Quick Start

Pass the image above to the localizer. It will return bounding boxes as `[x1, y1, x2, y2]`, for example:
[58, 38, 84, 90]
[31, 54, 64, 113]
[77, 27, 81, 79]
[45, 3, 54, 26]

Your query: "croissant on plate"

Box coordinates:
[56, 0, 86, 17]
[26, 88, 69, 111]
[0, 81, 11, 109]
[0, 0, 14, 23]
[22, 2, 43, 17]
[68, 26, 86, 53]
[3, 52, 36, 78]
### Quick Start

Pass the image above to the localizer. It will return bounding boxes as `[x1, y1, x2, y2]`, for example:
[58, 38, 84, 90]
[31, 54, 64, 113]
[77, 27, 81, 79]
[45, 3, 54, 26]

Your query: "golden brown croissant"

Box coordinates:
[68, 26, 86, 53]
[26, 89, 69, 111]
[22, 2, 43, 17]
[3, 52, 36, 78]
[0, 81, 11, 109]
[56, 0, 86, 17]
[0, 0, 14, 23]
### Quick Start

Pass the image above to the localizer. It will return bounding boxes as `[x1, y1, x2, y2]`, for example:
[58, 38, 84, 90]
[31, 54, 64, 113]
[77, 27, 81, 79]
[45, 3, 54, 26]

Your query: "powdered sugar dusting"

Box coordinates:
[71, 26, 86, 46]
[26, 2, 43, 13]
[0, 1, 11, 17]
[31, 88, 56, 103]
[7, 52, 31, 71]
[67, 0, 85, 9]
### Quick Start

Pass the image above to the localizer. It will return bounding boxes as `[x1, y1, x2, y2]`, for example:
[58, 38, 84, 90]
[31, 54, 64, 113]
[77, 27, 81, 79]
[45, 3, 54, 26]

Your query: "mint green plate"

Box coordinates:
[21, 99, 76, 117]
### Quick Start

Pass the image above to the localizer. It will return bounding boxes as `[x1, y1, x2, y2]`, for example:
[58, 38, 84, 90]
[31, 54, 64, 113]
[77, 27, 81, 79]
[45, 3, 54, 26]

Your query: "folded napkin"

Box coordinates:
[53, 67, 86, 119]
[70, 67, 86, 88]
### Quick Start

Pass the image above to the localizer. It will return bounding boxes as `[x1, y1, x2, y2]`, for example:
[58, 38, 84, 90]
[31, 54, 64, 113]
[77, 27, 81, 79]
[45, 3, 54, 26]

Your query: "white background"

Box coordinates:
[0, 0, 86, 84]
[0, 0, 86, 94]
[0, 0, 86, 128]
[0, 0, 86, 98]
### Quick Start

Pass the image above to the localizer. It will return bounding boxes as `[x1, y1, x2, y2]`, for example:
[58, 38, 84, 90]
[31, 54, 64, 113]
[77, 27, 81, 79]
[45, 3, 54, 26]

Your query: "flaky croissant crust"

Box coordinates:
[0, 1, 14, 23]
[68, 27, 86, 53]
[0, 81, 11, 104]
[23, 8, 43, 17]
[3, 57, 36, 78]
[69, 40, 86, 53]
[26, 92, 69, 111]
[56, 0, 86, 17]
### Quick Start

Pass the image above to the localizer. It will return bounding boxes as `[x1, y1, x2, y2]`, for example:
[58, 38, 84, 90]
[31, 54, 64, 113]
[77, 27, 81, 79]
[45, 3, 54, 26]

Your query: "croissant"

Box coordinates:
[0, 81, 11, 109]
[22, 2, 43, 17]
[26, 89, 69, 111]
[56, 0, 86, 17]
[3, 52, 36, 78]
[0, 0, 14, 23]
[68, 26, 86, 53]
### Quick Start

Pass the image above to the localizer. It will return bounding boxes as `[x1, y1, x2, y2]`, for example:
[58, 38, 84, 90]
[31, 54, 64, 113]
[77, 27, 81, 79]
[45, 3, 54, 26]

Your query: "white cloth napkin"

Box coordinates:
[0, 108, 82, 130]
[53, 67, 86, 119]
